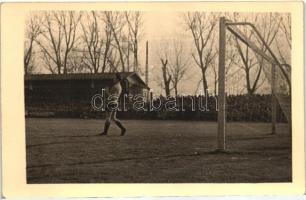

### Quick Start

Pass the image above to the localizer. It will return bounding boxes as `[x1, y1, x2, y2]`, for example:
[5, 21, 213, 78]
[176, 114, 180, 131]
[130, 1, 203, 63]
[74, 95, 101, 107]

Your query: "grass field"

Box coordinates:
[26, 118, 291, 183]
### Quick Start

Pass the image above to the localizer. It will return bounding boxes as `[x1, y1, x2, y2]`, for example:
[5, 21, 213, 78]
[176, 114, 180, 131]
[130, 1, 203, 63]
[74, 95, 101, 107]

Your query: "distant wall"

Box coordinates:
[25, 91, 288, 122]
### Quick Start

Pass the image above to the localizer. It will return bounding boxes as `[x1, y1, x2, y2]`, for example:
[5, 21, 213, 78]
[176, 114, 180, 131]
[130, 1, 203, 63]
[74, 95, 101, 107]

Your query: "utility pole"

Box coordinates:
[145, 41, 149, 85]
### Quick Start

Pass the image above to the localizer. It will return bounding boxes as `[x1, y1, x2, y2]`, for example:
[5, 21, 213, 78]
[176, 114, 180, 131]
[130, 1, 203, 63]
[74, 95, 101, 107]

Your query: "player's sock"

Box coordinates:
[120, 128, 126, 136]
[100, 121, 110, 135]
[115, 121, 126, 136]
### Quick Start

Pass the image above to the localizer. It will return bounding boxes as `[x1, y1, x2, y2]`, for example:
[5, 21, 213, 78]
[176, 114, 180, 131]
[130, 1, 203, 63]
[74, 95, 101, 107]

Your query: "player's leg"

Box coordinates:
[112, 111, 126, 136]
[100, 111, 111, 135]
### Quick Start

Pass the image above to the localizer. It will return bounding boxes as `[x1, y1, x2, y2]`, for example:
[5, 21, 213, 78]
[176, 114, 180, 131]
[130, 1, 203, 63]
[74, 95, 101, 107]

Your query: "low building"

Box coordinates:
[25, 72, 149, 117]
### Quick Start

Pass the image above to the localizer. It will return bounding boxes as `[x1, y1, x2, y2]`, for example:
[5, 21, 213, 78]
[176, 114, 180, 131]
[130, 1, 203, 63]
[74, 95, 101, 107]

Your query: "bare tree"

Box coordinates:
[232, 14, 259, 95]
[168, 40, 189, 97]
[107, 47, 121, 72]
[157, 40, 172, 97]
[280, 14, 291, 49]
[35, 11, 82, 74]
[80, 11, 113, 73]
[275, 13, 291, 65]
[24, 15, 41, 74]
[161, 58, 172, 97]
[41, 50, 56, 74]
[67, 50, 88, 73]
[210, 34, 238, 96]
[125, 11, 143, 72]
[184, 12, 217, 93]
[103, 11, 127, 72]
[81, 11, 103, 73]
[232, 13, 281, 95]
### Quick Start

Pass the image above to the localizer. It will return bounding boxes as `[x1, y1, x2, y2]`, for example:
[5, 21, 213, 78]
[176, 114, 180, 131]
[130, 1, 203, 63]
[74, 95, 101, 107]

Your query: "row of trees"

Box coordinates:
[156, 12, 291, 96]
[24, 11, 143, 75]
[25, 11, 291, 96]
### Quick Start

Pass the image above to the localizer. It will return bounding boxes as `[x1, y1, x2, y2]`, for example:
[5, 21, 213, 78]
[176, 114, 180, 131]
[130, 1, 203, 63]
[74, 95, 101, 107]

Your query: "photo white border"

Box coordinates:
[1, 1, 304, 197]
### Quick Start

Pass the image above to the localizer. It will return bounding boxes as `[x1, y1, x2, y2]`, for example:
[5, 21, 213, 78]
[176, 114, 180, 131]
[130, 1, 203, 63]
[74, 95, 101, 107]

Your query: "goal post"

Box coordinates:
[271, 64, 277, 134]
[217, 17, 291, 151]
[217, 17, 226, 151]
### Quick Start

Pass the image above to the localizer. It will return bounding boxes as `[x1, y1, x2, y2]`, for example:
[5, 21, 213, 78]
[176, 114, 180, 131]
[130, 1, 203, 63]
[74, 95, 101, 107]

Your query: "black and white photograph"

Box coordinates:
[23, 10, 293, 184]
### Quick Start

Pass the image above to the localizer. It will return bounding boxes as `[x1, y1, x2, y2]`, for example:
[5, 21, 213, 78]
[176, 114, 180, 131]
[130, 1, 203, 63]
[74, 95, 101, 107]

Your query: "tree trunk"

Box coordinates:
[214, 80, 217, 96]
[245, 68, 252, 95]
[63, 64, 67, 74]
[174, 84, 178, 97]
[57, 62, 61, 74]
[202, 68, 208, 94]
[134, 41, 138, 72]
[161, 59, 171, 97]
[165, 81, 171, 97]
[24, 40, 33, 75]
[127, 43, 130, 72]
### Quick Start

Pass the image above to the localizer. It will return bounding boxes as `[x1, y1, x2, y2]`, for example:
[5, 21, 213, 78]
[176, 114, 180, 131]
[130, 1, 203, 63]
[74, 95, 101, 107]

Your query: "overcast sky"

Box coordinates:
[139, 12, 204, 95]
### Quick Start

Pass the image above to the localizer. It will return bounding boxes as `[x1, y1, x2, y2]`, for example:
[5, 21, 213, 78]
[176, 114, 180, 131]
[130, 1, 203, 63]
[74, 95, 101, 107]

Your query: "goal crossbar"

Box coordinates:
[217, 17, 291, 151]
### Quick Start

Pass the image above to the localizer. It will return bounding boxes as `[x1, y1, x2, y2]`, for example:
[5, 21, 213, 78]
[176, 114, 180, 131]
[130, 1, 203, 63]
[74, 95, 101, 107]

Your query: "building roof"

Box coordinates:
[25, 72, 149, 89]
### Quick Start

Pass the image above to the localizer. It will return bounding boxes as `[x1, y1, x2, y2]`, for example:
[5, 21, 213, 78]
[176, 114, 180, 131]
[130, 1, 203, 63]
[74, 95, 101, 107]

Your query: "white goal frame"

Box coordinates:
[217, 17, 291, 151]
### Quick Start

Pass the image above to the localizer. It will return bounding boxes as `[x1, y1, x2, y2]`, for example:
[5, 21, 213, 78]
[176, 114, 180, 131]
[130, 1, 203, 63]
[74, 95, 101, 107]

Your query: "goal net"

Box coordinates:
[217, 17, 291, 150]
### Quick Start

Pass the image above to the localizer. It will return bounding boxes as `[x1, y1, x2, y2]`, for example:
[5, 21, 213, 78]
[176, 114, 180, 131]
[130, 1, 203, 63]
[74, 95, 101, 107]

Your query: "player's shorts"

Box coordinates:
[104, 95, 120, 112]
